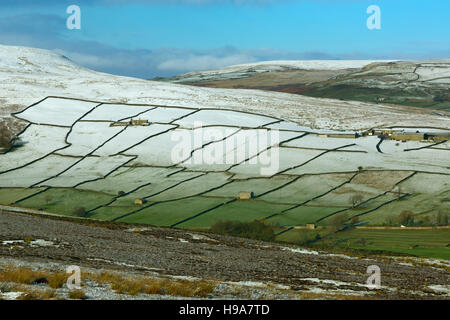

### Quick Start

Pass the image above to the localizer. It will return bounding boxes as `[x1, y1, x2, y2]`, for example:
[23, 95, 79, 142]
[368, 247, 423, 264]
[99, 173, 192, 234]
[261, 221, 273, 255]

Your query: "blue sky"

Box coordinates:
[0, 0, 449, 78]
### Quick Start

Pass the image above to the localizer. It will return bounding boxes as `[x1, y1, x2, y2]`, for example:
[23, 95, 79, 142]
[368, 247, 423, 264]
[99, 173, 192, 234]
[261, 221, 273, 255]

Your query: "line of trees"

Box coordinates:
[210, 220, 275, 241]
[436, 212, 449, 226]
[384, 210, 449, 226]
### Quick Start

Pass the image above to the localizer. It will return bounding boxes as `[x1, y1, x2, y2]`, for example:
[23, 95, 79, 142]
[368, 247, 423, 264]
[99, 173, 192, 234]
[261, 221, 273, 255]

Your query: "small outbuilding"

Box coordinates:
[110, 119, 150, 127]
[238, 191, 254, 200]
[134, 198, 146, 206]
[130, 119, 149, 126]
[306, 223, 316, 230]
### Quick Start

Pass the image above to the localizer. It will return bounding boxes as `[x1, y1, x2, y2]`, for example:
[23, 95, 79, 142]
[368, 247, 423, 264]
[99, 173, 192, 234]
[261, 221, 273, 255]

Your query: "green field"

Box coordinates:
[266, 205, 344, 226]
[1, 185, 449, 260]
[360, 192, 450, 225]
[1, 185, 448, 228]
[0, 187, 46, 205]
[301, 84, 450, 111]
[177, 200, 292, 229]
[17, 188, 114, 216]
[278, 228, 450, 260]
[204, 176, 294, 198]
[116, 196, 233, 226]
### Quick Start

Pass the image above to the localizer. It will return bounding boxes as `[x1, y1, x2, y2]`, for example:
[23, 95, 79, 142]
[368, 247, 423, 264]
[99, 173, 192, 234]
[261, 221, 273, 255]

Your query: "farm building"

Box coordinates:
[424, 132, 450, 142]
[293, 223, 317, 230]
[327, 133, 359, 139]
[238, 191, 254, 200]
[134, 198, 147, 205]
[373, 128, 396, 136]
[110, 119, 150, 127]
[361, 129, 375, 136]
[391, 133, 425, 141]
[130, 119, 150, 126]
[306, 223, 316, 230]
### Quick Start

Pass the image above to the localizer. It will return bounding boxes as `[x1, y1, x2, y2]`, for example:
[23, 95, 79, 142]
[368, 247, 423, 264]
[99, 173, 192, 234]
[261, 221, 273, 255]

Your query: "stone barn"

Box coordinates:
[237, 191, 254, 200]
[134, 198, 146, 205]
[306, 223, 316, 230]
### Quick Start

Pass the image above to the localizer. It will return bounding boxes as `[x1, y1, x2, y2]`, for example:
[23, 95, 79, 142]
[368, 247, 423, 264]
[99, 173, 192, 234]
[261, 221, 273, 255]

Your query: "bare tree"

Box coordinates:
[398, 210, 414, 226]
[396, 186, 402, 199]
[437, 211, 449, 226]
[73, 207, 87, 217]
[44, 195, 52, 205]
[0, 123, 14, 149]
[329, 213, 348, 232]
[350, 194, 364, 208]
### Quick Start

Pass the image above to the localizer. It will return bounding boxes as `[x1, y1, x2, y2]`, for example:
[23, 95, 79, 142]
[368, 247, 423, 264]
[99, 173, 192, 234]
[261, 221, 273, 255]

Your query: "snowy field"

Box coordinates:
[1, 95, 448, 228]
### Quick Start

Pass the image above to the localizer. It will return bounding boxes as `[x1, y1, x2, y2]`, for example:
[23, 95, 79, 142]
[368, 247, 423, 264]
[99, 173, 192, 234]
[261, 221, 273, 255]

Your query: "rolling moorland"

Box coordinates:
[159, 60, 450, 111]
[0, 45, 449, 299]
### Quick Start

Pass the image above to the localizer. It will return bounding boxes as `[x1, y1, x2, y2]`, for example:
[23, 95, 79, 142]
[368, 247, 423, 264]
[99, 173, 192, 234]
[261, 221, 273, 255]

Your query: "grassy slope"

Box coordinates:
[277, 228, 450, 260]
[1, 186, 449, 260]
[1, 185, 448, 226]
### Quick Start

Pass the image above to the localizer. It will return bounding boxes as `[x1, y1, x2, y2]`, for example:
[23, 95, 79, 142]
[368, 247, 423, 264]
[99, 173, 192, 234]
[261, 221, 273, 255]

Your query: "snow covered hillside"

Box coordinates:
[166, 60, 391, 83]
[0, 44, 448, 132]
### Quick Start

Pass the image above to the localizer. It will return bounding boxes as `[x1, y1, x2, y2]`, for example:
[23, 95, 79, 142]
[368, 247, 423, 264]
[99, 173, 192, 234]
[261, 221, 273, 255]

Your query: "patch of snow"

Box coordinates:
[168, 275, 201, 281]
[0, 125, 70, 172]
[174, 109, 277, 129]
[188, 233, 218, 242]
[281, 246, 319, 255]
[15, 98, 98, 126]
[228, 281, 267, 288]
[1, 239, 56, 247]
[302, 277, 366, 288]
[427, 284, 450, 295]
[83, 104, 154, 122]
[93, 124, 176, 156]
[43, 155, 132, 187]
[1, 240, 25, 245]
[29, 239, 56, 247]
[86, 258, 164, 272]
[57, 121, 124, 157]
[0, 155, 79, 187]
[0, 292, 24, 300]
[137, 107, 196, 123]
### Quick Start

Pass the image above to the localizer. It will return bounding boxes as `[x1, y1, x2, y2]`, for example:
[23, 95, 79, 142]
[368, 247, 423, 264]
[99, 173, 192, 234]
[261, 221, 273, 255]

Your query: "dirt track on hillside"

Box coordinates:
[0, 209, 448, 299]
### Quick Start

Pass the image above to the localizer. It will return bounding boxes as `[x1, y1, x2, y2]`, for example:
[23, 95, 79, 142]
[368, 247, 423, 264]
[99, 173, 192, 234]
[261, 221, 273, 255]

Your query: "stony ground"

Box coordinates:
[0, 209, 449, 300]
